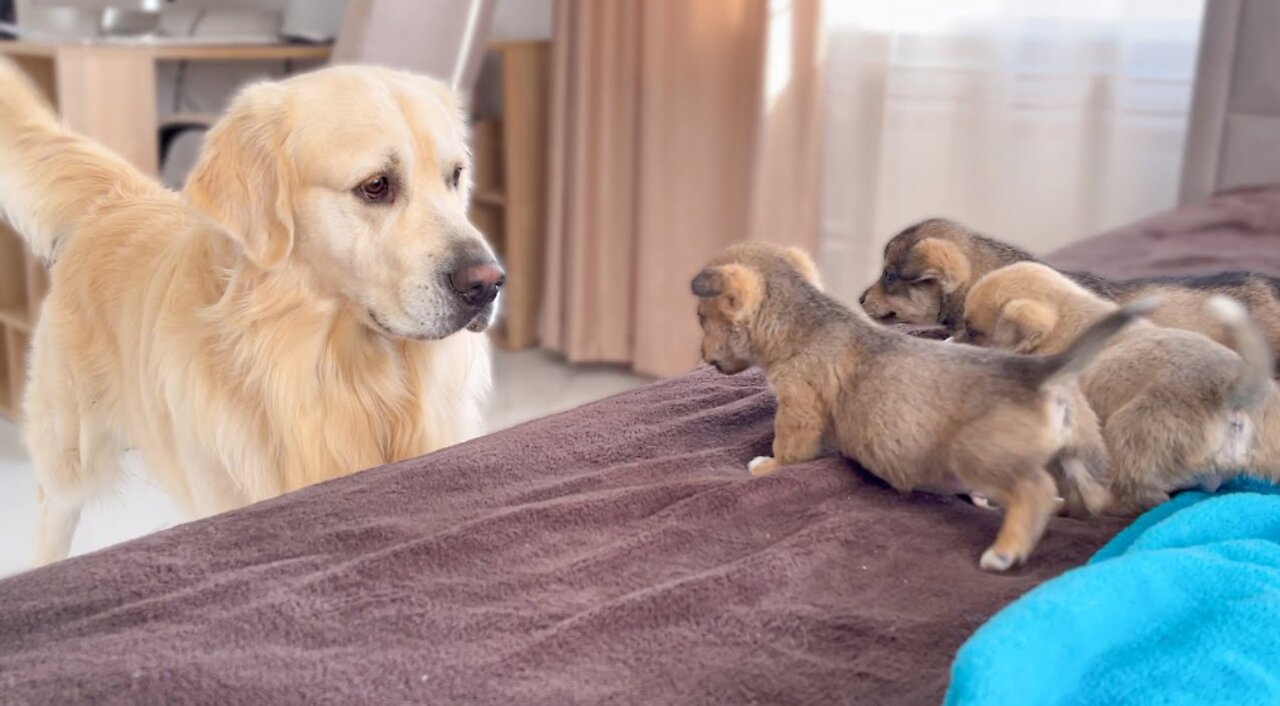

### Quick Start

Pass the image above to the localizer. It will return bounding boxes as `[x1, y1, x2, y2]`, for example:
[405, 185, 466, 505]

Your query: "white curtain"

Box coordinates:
[818, 0, 1207, 306]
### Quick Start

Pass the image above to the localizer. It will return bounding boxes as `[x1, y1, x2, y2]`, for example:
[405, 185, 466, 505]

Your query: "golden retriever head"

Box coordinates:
[185, 65, 503, 340]
[858, 219, 973, 328]
[691, 243, 821, 374]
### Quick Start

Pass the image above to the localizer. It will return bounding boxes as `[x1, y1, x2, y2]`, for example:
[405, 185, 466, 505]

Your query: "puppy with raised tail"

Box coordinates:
[691, 243, 1142, 571]
[859, 218, 1280, 371]
[959, 262, 1280, 513]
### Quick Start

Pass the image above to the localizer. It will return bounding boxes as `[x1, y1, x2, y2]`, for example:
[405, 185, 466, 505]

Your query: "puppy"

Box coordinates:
[691, 243, 1144, 571]
[960, 262, 1280, 514]
[859, 218, 1280, 368]
[0, 59, 501, 565]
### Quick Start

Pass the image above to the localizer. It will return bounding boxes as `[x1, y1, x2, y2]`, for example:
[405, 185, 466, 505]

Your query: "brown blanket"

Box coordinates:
[0, 364, 1123, 705]
[1049, 185, 1280, 277]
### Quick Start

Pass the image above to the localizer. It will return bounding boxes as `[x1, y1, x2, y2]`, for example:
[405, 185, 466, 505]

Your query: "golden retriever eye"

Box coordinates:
[883, 270, 898, 286]
[449, 165, 463, 190]
[359, 175, 392, 203]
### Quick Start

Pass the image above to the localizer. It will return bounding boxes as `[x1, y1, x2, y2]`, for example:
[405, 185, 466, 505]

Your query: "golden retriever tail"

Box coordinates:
[1036, 297, 1159, 388]
[1208, 295, 1275, 411]
[0, 57, 159, 262]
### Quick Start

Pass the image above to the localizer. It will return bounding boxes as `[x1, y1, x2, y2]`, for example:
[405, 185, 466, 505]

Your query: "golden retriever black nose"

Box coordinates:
[449, 261, 505, 306]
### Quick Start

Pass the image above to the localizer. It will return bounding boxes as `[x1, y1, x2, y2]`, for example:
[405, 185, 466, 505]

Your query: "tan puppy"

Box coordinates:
[0, 59, 502, 566]
[960, 262, 1280, 514]
[859, 218, 1280, 369]
[691, 243, 1146, 571]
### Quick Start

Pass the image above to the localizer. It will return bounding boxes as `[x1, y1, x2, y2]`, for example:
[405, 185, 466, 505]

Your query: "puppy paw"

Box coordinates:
[979, 547, 1020, 572]
[747, 456, 779, 477]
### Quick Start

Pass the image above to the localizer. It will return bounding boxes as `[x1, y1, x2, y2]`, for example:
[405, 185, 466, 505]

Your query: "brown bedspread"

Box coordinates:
[0, 365, 1123, 706]
[6, 186, 1280, 705]
[1049, 185, 1280, 277]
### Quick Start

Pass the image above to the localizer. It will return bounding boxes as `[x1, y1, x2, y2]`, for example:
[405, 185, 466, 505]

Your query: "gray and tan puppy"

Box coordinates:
[691, 243, 1145, 572]
[960, 262, 1280, 514]
[859, 218, 1280, 371]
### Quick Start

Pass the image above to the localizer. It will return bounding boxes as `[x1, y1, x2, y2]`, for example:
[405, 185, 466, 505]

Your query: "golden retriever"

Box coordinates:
[0, 60, 501, 566]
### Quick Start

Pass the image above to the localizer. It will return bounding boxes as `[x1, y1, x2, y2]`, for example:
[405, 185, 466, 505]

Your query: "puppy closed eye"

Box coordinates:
[448, 165, 463, 190]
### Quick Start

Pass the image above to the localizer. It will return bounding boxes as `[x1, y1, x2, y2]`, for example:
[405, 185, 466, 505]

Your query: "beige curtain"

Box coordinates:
[816, 1, 1206, 307]
[542, 0, 824, 378]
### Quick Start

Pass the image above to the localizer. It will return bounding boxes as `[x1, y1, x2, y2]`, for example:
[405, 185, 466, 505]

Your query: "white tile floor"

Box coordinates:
[0, 349, 650, 578]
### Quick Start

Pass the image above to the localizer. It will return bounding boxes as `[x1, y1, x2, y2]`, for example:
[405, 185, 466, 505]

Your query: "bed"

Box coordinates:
[7, 1, 1280, 702]
[0, 184, 1278, 704]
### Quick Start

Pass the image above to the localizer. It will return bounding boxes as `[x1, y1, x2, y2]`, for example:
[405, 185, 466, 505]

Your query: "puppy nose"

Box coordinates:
[448, 261, 505, 307]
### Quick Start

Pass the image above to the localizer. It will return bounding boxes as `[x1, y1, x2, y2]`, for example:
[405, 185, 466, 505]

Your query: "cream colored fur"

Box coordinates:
[0, 60, 496, 566]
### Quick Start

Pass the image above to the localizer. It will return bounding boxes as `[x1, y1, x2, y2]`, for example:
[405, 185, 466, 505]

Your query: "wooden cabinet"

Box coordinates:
[0, 53, 54, 419]
[0, 223, 44, 418]
[469, 40, 550, 351]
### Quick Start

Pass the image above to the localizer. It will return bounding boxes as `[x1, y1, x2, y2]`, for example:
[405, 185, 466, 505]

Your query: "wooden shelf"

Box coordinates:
[1, 194, 41, 419]
[2, 327, 27, 417]
[0, 39, 332, 62]
[467, 42, 550, 352]
[0, 331, 9, 419]
[161, 111, 218, 128]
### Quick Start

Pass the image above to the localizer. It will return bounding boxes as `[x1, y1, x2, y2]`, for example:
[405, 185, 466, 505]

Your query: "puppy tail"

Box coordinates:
[1207, 295, 1275, 411]
[1037, 297, 1159, 388]
[0, 57, 159, 262]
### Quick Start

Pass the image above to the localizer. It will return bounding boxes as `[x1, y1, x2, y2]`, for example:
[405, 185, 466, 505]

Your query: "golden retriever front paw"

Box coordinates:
[747, 455, 779, 477]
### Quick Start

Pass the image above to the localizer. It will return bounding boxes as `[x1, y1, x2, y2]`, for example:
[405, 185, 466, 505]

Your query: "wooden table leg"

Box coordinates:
[53, 47, 160, 176]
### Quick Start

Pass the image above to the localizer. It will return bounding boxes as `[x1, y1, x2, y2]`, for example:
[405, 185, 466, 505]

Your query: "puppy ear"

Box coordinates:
[909, 238, 970, 294]
[994, 299, 1057, 354]
[185, 82, 295, 270]
[783, 246, 823, 290]
[690, 264, 763, 319]
[691, 268, 725, 298]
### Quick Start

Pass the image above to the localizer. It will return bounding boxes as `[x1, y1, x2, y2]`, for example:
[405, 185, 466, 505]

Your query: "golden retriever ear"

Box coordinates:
[690, 264, 763, 319]
[994, 299, 1057, 354]
[909, 238, 971, 294]
[185, 83, 295, 270]
[783, 246, 823, 290]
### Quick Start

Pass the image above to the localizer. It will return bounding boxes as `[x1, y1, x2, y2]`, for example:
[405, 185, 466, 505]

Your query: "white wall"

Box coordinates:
[492, 0, 551, 41]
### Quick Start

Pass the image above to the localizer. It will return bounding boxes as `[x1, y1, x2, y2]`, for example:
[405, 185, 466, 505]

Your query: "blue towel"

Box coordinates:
[945, 478, 1280, 706]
